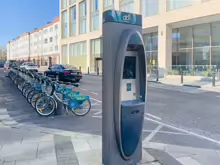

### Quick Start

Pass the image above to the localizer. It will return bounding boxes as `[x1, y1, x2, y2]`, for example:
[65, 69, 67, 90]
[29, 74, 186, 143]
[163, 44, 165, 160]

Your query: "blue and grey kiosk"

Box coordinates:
[102, 10, 147, 165]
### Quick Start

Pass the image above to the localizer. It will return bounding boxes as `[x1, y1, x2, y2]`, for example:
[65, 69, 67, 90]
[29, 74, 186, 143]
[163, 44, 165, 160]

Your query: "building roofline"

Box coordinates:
[8, 16, 60, 43]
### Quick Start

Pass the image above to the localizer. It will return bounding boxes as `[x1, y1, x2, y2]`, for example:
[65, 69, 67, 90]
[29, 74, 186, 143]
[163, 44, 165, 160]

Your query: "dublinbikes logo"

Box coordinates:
[121, 12, 133, 23]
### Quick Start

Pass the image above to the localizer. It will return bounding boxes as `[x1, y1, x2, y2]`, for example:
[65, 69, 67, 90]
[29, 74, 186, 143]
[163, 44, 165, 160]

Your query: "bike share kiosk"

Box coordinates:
[102, 10, 147, 165]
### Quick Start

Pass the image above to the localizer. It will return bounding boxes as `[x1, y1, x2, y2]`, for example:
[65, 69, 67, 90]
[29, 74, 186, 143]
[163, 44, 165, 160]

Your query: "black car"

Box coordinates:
[44, 64, 82, 82]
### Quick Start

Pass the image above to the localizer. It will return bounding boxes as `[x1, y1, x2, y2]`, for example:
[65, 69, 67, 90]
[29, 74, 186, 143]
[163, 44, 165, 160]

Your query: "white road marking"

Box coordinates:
[93, 111, 102, 115]
[90, 97, 102, 103]
[145, 113, 162, 120]
[145, 117, 220, 145]
[79, 88, 87, 91]
[91, 92, 98, 95]
[143, 129, 189, 136]
[90, 109, 102, 111]
[88, 96, 220, 144]
[92, 115, 102, 118]
[91, 102, 101, 106]
[144, 125, 163, 142]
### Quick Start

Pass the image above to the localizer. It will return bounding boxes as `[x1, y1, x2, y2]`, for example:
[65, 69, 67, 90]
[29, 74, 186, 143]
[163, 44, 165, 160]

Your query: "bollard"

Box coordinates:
[181, 70, 183, 84]
[97, 67, 99, 75]
[156, 69, 159, 81]
[87, 67, 89, 74]
[212, 72, 216, 87]
[218, 69, 220, 81]
[55, 101, 65, 116]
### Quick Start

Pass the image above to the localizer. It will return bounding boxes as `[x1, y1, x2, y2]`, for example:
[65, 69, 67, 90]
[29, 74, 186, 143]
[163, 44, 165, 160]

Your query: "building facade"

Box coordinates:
[60, 0, 220, 75]
[7, 17, 60, 66]
[7, 32, 30, 62]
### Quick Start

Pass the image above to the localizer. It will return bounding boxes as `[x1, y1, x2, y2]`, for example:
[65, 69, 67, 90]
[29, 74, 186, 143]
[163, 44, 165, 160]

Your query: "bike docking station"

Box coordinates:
[102, 10, 147, 165]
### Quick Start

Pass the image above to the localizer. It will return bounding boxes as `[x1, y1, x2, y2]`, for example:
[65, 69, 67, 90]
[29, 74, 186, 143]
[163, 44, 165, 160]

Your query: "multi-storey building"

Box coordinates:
[7, 32, 30, 61]
[7, 17, 60, 66]
[60, 0, 220, 75]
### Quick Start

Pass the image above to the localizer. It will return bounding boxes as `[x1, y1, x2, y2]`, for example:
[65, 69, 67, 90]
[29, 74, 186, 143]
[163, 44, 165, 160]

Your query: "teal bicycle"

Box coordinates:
[35, 79, 91, 116]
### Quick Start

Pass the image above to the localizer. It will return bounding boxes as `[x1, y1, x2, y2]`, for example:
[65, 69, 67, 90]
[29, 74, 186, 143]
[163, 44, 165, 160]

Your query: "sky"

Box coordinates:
[0, 0, 59, 47]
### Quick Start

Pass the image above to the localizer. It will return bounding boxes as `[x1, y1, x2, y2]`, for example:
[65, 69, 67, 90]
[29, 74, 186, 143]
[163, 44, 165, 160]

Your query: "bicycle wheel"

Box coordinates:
[17, 80, 25, 90]
[69, 99, 91, 116]
[35, 96, 56, 116]
[14, 77, 20, 85]
[27, 90, 36, 103]
[30, 92, 45, 108]
[22, 85, 31, 96]
[25, 87, 33, 98]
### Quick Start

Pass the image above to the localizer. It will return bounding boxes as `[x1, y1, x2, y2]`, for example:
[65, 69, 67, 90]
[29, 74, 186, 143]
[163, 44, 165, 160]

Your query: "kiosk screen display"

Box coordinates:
[123, 56, 136, 79]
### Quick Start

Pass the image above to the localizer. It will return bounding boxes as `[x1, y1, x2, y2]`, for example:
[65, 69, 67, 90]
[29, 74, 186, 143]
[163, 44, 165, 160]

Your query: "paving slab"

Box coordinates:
[76, 150, 101, 165]
[15, 155, 57, 165]
[71, 139, 91, 153]
[146, 148, 182, 165]
[2, 161, 15, 165]
[177, 157, 201, 165]
[87, 137, 101, 150]
[37, 142, 55, 158]
[1, 142, 38, 161]
[191, 149, 220, 165]
[54, 135, 79, 165]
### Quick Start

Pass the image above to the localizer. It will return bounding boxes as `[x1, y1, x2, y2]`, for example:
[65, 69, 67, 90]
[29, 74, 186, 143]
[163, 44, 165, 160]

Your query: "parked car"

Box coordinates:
[44, 64, 82, 82]
[0, 62, 5, 68]
[20, 62, 38, 72]
[4, 60, 17, 69]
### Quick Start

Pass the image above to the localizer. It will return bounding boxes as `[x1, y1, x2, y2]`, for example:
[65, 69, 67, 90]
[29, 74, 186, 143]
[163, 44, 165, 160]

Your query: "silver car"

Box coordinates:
[20, 62, 38, 71]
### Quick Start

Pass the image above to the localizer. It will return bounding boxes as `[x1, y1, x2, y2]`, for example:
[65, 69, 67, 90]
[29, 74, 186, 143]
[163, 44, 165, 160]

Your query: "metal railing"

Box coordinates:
[167, 65, 218, 77]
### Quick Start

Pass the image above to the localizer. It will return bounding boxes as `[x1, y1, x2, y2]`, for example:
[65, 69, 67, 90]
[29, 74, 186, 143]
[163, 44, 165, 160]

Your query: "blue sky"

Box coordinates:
[0, 0, 59, 46]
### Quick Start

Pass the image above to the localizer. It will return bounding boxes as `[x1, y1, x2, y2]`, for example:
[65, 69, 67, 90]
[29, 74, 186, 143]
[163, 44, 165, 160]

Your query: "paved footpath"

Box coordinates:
[1, 119, 220, 165]
[0, 122, 162, 165]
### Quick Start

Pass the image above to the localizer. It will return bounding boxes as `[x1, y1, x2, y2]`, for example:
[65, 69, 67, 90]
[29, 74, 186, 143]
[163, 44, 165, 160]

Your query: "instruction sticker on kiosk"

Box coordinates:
[126, 83, 132, 91]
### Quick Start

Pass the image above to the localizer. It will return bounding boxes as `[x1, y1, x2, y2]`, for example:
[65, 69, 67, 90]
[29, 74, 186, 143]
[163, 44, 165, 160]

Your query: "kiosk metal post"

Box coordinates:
[102, 10, 147, 165]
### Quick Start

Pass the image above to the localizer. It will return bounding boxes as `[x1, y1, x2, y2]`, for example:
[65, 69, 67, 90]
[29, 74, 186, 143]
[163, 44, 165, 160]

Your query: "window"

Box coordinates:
[91, 38, 101, 56]
[54, 24, 58, 30]
[78, 41, 87, 56]
[44, 29, 47, 33]
[194, 47, 210, 65]
[70, 43, 77, 56]
[61, 11, 68, 38]
[143, 32, 158, 51]
[167, 0, 192, 10]
[79, 1, 87, 34]
[61, 0, 67, 9]
[50, 37, 53, 42]
[179, 27, 192, 48]
[62, 45, 68, 56]
[211, 22, 220, 46]
[91, 0, 99, 31]
[104, 0, 114, 10]
[50, 27, 53, 32]
[44, 38, 48, 44]
[70, 0, 76, 5]
[55, 45, 58, 50]
[211, 47, 220, 67]
[143, 32, 158, 68]
[120, 0, 134, 12]
[70, 6, 77, 36]
[194, 24, 210, 47]
[142, 0, 158, 17]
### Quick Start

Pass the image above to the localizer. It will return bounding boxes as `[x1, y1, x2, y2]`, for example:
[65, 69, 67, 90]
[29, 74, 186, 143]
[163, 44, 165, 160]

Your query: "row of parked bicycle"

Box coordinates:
[8, 67, 91, 117]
